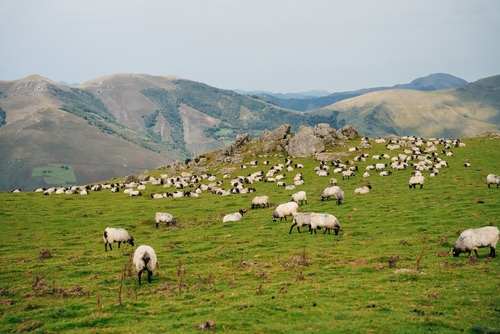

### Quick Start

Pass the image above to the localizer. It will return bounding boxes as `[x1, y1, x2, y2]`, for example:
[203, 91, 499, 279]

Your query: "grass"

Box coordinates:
[1, 135, 500, 333]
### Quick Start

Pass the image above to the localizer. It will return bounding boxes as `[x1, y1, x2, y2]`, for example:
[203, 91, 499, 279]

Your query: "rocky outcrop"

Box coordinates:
[253, 124, 291, 143]
[314, 123, 338, 144]
[286, 126, 326, 158]
[215, 133, 250, 164]
[338, 124, 359, 140]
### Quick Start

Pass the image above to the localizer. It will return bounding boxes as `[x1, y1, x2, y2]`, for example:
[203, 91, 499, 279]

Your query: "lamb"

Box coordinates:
[289, 212, 313, 234]
[409, 175, 425, 189]
[320, 186, 345, 205]
[354, 185, 372, 194]
[155, 212, 179, 228]
[290, 191, 307, 205]
[133, 245, 159, 284]
[272, 202, 299, 221]
[452, 226, 499, 258]
[251, 195, 269, 209]
[487, 174, 500, 188]
[309, 213, 341, 235]
[223, 209, 246, 222]
[103, 227, 135, 252]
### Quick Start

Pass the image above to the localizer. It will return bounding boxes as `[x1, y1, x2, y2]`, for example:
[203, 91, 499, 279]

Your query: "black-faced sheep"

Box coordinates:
[133, 245, 159, 284]
[452, 226, 499, 258]
[155, 212, 179, 228]
[290, 191, 307, 205]
[309, 213, 341, 235]
[354, 185, 372, 194]
[409, 175, 425, 189]
[289, 212, 313, 234]
[320, 186, 345, 205]
[223, 209, 246, 222]
[103, 227, 135, 252]
[251, 196, 269, 209]
[487, 174, 500, 188]
[342, 170, 355, 180]
[272, 202, 299, 221]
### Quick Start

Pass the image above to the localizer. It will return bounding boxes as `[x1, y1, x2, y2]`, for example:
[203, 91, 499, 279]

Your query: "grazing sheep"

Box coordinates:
[223, 209, 246, 222]
[487, 174, 500, 188]
[272, 202, 299, 221]
[309, 213, 341, 235]
[289, 212, 313, 234]
[320, 186, 345, 205]
[342, 170, 355, 180]
[251, 196, 270, 209]
[290, 191, 307, 205]
[452, 226, 499, 258]
[133, 245, 159, 284]
[329, 178, 338, 185]
[103, 227, 135, 252]
[463, 162, 471, 167]
[354, 185, 372, 194]
[129, 190, 142, 196]
[409, 175, 425, 189]
[155, 212, 179, 228]
[375, 163, 387, 171]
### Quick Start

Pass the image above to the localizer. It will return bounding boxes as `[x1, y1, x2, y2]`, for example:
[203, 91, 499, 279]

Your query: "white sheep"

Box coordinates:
[409, 175, 425, 189]
[329, 178, 338, 185]
[289, 212, 313, 234]
[133, 245, 159, 284]
[379, 171, 392, 176]
[487, 174, 500, 188]
[320, 186, 345, 205]
[354, 185, 372, 194]
[223, 209, 246, 222]
[452, 226, 499, 258]
[129, 190, 142, 196]
[363, 171, 370, 178]
[251, 196, 269, 209]
[342, 170, 355, 180]
[272, 202, 299, 222]
[309, 213, 341, 235]
[290, 191, 307, 205]
[155, 212, 179, 228]
[103, 227, 135, 252]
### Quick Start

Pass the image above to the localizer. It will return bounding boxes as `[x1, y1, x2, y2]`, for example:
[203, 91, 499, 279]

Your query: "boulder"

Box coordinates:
[253, 124, 291, 143]
[286, 126, 325, 158]
[339, 124, 359, 139]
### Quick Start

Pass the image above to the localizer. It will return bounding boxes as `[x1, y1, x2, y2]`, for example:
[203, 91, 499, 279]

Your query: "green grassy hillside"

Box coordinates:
[1, 134, 500, 333]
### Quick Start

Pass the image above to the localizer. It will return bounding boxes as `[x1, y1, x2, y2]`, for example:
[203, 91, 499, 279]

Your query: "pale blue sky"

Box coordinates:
[1, 0, 499, 93]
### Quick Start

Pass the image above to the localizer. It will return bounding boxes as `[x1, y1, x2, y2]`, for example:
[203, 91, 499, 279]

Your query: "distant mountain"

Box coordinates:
[233, 89, 331, 99]
[259, 73, 469, 111]
[310, 74, 500, 138]
[58, 81, 80, 87]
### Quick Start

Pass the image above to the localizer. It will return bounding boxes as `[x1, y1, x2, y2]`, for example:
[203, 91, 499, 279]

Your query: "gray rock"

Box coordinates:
[286, 126, 325, 158]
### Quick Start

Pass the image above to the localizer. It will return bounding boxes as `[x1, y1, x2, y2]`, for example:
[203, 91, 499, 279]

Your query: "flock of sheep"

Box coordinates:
[18, 135, 500, 284]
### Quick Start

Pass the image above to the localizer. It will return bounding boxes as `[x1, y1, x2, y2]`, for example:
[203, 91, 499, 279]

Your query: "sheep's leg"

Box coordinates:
[105, 243, 109, 252]
[474, 249, 479, 258]
[138, 271, 143, 285]
[289, 223, 297, 234]
[490, 246, 496, 258]
[147, 270, 153, 283]
[155, 222, 159, 228]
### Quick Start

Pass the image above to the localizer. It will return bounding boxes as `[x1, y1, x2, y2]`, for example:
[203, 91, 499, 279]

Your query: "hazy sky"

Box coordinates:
[1, 0, 499, 93]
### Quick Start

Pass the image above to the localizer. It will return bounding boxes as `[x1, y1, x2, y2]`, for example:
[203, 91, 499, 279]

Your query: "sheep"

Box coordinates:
[223, 209, 246, 222]
[129, 190, 142, 196]
[354, 185, 372, 194]
[329, 178, 338, 185]
[251, 196, 269, 209]
[463, 162, 471, 167]
[487, 174, 500, 188]
[150, 193, 165, 199]
[379, 171, 392, 176]
[452, 226, 499, 258]
[133, 245, 159, 284]
[309, 213, 341, 235]
[363, 171, 370, 178]
[155, 212, 179, 228]
[272, 202, 299, 221]
[342, 170, 355, 180]
[289, 212, 314, 234]
[103, 227, 135, 252]
[320, 186, 345, 205]
[290, 191, 307, 205]
[409, 175, 425, 189]
[375, 163, 387, 171]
